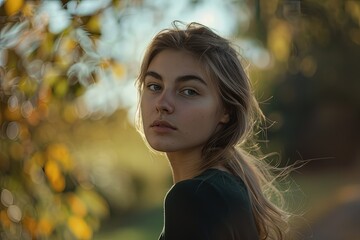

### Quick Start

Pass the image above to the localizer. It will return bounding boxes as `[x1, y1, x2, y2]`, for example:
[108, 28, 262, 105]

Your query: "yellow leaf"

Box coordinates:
[87, 15, 101, 34]
[43, 68, 61, 87]
[4, 107, 21, 121]
[52, 175, 65, 192]
[45, 160, 61, 181]
[68, 216, 92, 240]
[39, 33, 54, 56]
[78, 189, 109, 218]
[54, 78, 69, 97]
[268, 20, 292, 62]
[37, 218, 54, 237]
[0, 210, 11, 228]
[5, 0, 24, 16]
[22, 2, 35, 17]
[47, 143, 73, 171]
[27, 110, 40, 126]
[44, 159, 65, 192]
[111, 62, 126, 79]
[23, 216, 37, 237]
[67, 194, 87, 217]
[18, 77, 37, 97]
[62, 37, 77, 52]
[18, 122, 30, 140]
[47, 143, 68, 160]
[9, 142, 24, 160]
[37, 101, 49, 119]
[63, 104, 78, 124]
[24, 152, 45, 184]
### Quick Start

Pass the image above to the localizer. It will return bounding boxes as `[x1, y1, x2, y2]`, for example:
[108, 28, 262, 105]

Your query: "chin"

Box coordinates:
[149, 145, 171, 153]
[148, 141, 176, 153]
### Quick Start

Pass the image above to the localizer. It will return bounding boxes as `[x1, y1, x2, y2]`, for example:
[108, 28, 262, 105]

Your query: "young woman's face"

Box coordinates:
[140, 49, 228, 154]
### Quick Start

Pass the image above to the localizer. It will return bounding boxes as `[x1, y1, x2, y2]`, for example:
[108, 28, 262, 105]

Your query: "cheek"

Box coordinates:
[140, 93, 152, 111]
[140, 93, 147, 109]
[140, 98, 151, 123]
[140, 99, 145, 116]
[183, 106, 220, 131]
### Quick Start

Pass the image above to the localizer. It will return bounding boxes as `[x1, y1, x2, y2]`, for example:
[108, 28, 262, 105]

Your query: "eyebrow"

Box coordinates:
[144, 71, 207, 86]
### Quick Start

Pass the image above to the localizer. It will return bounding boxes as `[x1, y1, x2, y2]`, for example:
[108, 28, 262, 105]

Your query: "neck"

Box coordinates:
[166, 149, 203, 184]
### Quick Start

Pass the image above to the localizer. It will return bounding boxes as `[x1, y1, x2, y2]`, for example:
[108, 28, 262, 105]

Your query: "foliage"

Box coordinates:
[248, 0, 360, 166]
[0, 0, 126, 239]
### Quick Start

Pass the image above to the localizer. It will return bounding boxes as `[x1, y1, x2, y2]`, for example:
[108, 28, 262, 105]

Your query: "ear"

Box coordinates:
[220, 111, 230, 124]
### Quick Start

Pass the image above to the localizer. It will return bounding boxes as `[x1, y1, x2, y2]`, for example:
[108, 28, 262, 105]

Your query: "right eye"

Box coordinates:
[146, 83, 162, 92]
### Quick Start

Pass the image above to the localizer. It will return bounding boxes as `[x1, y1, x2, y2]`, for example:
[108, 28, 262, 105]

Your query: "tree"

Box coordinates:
[0, 1, 125, 238]
[247, 0, 360, 167]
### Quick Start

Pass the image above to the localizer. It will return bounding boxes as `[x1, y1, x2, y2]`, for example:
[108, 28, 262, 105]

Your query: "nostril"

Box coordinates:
[155, 93, 174, 113]
[156, 105, 171, 113]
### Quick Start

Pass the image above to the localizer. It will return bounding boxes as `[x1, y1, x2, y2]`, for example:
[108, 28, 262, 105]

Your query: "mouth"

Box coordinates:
[150, 120, 177, 130]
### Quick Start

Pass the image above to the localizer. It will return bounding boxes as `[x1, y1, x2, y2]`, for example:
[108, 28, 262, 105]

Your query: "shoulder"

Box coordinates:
[165, 177, 216, 206]
[163, 169, 259, 239]
[165, 169, 250, 211]
[164, 175, 230, 234]
[166, 170, 221, 201]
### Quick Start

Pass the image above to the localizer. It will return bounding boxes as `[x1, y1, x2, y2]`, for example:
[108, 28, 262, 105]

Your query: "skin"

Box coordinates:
[140, 49, 229, 183]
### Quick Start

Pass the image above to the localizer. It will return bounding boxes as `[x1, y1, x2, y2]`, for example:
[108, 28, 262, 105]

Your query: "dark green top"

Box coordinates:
[158, 168, 259, 240]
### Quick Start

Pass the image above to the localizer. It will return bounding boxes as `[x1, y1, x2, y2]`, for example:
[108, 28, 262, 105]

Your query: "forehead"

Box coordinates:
[147, 49, 209, 79]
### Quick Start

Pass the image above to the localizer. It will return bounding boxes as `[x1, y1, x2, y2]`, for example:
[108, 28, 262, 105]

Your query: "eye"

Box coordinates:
[146, 83, 162, 92]
[181, 88, 199, 96]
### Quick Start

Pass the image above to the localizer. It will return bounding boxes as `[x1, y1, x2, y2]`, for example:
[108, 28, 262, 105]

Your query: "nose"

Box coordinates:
[156, 90, 174, 114]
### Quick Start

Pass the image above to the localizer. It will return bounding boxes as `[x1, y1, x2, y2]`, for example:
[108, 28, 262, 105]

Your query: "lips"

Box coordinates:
[150, 120, 177, 130]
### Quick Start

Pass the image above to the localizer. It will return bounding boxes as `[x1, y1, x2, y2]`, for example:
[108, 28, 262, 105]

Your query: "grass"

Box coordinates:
[94, 206, 163, 240]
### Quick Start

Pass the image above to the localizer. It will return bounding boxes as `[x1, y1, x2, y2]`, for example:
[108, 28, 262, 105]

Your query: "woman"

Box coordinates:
[136, 21, 289, 240]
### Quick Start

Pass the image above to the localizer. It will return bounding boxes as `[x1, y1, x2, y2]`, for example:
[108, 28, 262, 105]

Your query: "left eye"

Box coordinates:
[181, 89, 199, 96]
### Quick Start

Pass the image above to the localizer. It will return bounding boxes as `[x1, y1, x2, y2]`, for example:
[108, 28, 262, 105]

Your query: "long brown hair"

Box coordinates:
[137, 21, 290, 239]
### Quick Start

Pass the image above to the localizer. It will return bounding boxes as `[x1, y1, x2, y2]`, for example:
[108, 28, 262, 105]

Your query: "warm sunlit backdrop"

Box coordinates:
[1, 0, 359, 239]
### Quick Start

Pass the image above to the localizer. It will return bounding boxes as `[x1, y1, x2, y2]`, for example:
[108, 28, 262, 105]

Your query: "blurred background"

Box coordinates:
[0, 0, 359, 239]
